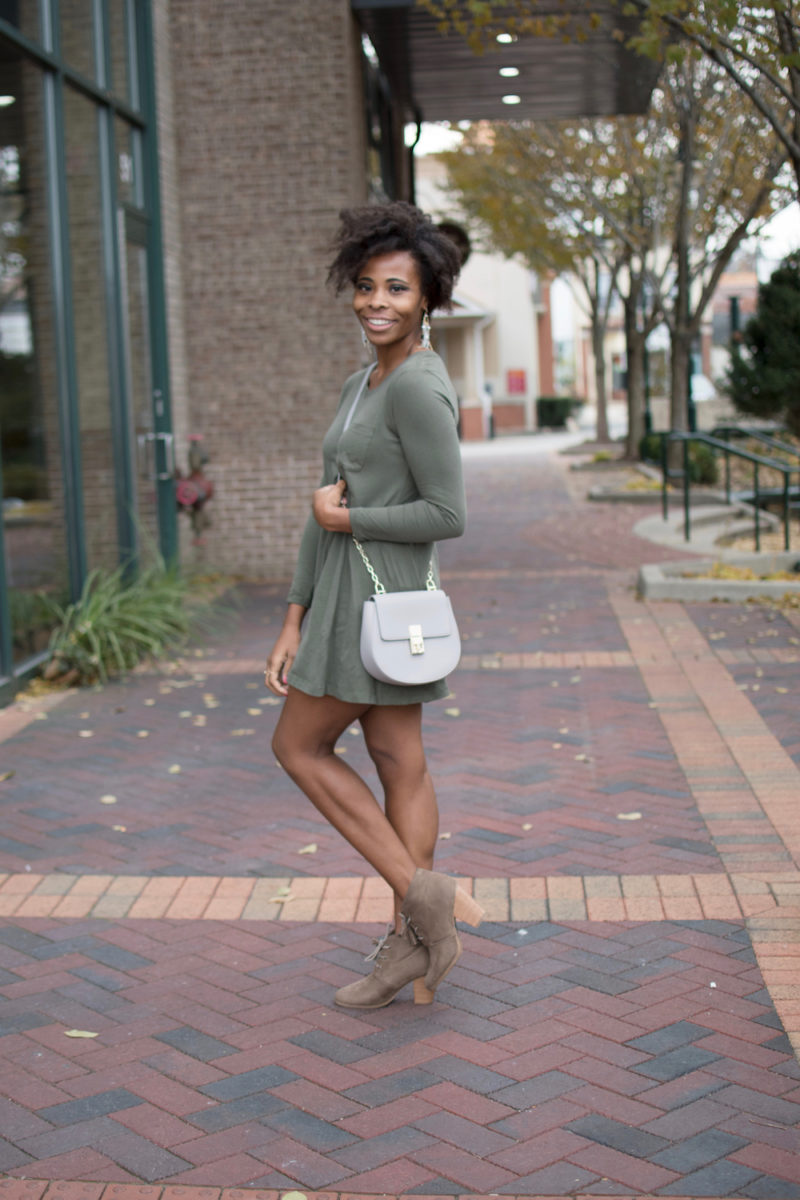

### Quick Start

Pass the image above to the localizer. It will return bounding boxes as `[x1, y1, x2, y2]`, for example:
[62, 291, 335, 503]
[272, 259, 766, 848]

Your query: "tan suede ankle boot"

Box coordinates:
[334, 924, 433, 1009]
[400, 868, 485, 991]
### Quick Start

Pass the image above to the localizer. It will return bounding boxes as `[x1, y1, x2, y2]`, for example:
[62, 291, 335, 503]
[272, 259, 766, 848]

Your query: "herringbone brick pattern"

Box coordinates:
[1, 444, 799, 1197]
[1, 657, 711, 879]
[0, 917, 798, 1193]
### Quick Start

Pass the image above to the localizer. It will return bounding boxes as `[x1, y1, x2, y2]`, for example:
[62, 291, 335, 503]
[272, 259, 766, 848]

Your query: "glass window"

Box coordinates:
[63, 83, 118, 571]
[0, 2, 42, 42]
[115, 114, 137, 205]
[0, 46, 70, 666]
[58, 0, 96, 82]
[108, 0, 132, 105]
[123, 231, 159, 551]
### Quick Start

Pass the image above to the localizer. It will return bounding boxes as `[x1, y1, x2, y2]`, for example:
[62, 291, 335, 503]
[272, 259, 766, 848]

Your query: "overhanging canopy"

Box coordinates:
[351, 1, 660, 122]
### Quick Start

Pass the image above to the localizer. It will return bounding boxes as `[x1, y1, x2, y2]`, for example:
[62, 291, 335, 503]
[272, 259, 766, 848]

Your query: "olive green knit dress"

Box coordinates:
[286, 350, 466, 705]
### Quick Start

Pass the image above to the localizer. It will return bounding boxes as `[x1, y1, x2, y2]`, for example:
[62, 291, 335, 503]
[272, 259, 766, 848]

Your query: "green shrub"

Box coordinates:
[687, 442, 718, 485]
[536, 396, 580, 428]
[43, 558, 225, 685]
[638, 433, 718, 484]
[639, 433, 666, 463]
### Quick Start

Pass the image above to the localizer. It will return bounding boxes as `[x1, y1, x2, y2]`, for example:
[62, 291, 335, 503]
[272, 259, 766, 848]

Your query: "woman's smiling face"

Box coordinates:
[353, 250, 427, 352]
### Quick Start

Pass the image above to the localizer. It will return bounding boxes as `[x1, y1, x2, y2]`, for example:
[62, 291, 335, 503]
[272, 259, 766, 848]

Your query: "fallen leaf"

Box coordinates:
[552, 742, 562, 749]
[245, 681, 258, 689]
[34, 712, 48, 720]
[230, 729, 255, 736]
[270, 889, 293, 903]
[0, 771, 15, 783]
[282, 1191, 308, 1200]
[775, 686, 789, 693]
[80, 711, 90, 719]
[439, 831, 452, 840]
[334, 746, 347, 755]
[137, 730, 150, 738]
[575, 753, 590, 762]
[617, 811, 642, 821]
[348, 725, 361, 736]
[444, 707, 460, 717]
[570, 675, 582, 683]
[559, 727, 569, 734]
[297, 843, 318, 855]
[100, 795, 117, 805]
[522, 823, 533, 831]
[143, 698, 156, 706]
[64, 1029, 98, 1038]
[260, 696, 281, 706]
[247, 708, 262, 716]
[193, 715, 207, 726]
[112, 825, 127, 832]
[179, 710, 192, 718]
[78, 730, 94, 738]
[168, 764, 182, 774]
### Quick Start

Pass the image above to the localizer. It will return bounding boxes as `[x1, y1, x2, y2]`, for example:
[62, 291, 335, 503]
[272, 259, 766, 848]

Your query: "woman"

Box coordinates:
[266, 202, 483, 1009]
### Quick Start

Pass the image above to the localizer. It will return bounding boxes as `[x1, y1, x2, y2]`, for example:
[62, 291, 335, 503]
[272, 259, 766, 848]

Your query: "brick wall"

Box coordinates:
[162, 0, 368, 579]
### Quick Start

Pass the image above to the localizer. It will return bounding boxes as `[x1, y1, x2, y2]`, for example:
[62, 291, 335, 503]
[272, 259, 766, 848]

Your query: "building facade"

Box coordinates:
[0, 0, 658, 696]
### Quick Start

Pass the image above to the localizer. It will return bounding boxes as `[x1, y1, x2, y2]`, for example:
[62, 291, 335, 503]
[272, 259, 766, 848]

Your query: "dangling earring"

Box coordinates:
[361, 326, 370, 348]
[421, 310, 431, 350]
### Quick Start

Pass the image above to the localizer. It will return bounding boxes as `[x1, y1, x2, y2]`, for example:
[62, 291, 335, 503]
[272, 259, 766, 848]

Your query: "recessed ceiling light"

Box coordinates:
[496, 32, 517, 44]
[499, 67, 519, 77]
[0, 96, 15, 107]
[502, 94, 521, 105]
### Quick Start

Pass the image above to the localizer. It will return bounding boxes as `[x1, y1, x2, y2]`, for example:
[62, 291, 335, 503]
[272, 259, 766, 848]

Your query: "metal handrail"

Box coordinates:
[659, 431, 798, 551]
[713, 425, 800, 465]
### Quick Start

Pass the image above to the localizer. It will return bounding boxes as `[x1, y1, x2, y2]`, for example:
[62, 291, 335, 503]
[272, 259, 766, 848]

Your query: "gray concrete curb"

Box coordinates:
[638, 550, 800, 601]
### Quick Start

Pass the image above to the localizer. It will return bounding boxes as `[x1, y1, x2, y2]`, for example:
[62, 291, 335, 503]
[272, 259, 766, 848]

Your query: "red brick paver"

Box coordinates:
[1, 443, 799, 1197]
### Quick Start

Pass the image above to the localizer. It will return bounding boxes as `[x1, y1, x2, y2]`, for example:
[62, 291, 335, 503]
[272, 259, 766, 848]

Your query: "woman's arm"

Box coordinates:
[348, 371, 466, 543]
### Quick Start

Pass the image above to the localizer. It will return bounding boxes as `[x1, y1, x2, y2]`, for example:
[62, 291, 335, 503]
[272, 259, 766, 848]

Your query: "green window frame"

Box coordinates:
[0, 0, 175, 696]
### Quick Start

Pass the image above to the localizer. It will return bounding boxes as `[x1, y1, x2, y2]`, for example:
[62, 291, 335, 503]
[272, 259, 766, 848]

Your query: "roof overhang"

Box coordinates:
[351, 1, 660, 122]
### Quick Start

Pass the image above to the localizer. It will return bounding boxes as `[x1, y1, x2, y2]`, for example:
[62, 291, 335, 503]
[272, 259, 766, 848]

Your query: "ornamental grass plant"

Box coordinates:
[42, 557, 227, 686]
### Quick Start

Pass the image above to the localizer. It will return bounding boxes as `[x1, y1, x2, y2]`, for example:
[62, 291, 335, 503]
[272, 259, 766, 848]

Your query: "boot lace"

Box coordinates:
[364, 923, 394, 964]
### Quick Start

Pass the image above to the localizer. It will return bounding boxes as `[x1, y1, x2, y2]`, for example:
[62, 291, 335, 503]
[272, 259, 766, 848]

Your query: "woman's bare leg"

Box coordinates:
[360, 703, 438, 928]
[272, 688, 419, 897]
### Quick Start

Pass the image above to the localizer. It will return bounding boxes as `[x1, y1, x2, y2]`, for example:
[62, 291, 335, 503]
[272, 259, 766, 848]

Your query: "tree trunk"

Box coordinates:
[670, 327, 692, 434]
[592, 317, 610, 443]
[623, 285, 647, 458]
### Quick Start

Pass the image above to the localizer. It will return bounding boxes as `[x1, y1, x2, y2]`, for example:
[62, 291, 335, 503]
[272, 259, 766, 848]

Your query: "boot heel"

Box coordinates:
[454, 887, 484, 927]
[413, 977, 435, 1005]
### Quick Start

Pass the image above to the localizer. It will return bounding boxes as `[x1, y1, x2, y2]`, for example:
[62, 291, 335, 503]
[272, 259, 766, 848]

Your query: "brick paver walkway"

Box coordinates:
[1, 439, 799, 1198]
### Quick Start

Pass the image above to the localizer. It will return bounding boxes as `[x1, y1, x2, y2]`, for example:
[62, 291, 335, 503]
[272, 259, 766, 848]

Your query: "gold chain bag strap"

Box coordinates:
[352, 536, 461, 685]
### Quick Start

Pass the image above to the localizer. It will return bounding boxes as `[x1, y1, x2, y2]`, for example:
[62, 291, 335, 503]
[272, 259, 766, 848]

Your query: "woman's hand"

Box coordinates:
[264, 607, 304, 696]
[312, 479, 352, 532]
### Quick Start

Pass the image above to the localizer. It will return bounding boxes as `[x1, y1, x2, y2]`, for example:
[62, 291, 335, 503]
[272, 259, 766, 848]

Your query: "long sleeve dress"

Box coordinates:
[286, 349, 466, 705]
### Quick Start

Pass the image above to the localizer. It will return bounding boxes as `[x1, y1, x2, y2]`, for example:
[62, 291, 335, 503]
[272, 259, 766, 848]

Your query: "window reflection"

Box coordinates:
[0, 48, 69, 665]
[58, 0, 96, 82]
[63, 84, 118, 571]
[108, 0, 132, 105]
[0, 2, 41, 42]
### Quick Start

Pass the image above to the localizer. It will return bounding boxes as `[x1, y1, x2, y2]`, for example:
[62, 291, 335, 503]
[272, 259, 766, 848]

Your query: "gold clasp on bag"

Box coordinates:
[408, 624, 425, 655]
